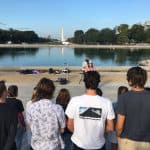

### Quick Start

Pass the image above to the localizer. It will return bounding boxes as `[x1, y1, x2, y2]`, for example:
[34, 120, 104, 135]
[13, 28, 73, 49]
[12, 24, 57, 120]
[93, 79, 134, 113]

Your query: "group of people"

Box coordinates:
[0, 66, 150, 150]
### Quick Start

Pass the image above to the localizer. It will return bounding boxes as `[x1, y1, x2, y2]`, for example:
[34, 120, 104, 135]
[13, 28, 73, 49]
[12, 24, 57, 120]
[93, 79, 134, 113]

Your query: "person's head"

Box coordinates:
[31, 87, 37, 101]
[0, 80, 7, 100]
[84, 71, 100, 90]
[33, 78, 55, 102]
[118, 86, 128, 96]
[88, 62, 93, 68]
[85, 59, 89, 63]
[96, 88, 103, 96]
[127, 67, 147, 88]
[8, 85, 18, 97]
[56, 88, 70, 106]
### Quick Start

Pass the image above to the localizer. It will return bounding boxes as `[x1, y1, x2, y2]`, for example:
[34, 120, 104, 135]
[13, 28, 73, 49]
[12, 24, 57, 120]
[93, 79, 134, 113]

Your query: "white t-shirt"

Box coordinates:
[65, 95, 115, 149]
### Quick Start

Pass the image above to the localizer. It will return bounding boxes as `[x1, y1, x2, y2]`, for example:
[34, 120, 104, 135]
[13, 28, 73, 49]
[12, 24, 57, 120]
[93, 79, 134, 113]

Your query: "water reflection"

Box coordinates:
[0, 47, 150, 66]
[0, 48, 39, 58]
[74, 48, 150, 66]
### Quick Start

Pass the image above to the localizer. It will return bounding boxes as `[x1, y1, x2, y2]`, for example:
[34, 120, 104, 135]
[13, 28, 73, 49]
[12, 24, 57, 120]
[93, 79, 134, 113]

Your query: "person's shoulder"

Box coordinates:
[143, 90, 150, 95]
[54, 103, 64, 111]
[118, 91, 130, 100]
[70, 95, 86, 103]
[15, 98, 23, 104]
[98, 96, 112, 103]
[27, 100, 40, 110]
[6, 98, 15, 103]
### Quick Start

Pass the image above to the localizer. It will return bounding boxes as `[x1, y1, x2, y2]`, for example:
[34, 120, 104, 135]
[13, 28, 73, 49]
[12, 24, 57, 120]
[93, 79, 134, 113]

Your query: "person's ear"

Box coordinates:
[128, 80, 132, 86]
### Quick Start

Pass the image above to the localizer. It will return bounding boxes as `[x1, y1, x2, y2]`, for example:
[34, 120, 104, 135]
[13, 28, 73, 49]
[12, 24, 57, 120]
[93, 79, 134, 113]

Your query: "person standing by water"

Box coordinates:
[6, 85, 25, 150]
[0, 81, 18, 150]
[66, 71, 115, 150]
[106, 86, 128, 150]
[56, 88, 72, 150]
[116, 67, 150, 150]
[26, 78, 66, 150]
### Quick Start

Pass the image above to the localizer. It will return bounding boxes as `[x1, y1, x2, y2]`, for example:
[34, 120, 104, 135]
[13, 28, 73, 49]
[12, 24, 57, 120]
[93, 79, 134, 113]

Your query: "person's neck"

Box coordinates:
[131, 86, 144, 92]
[86, 89, 97, 96]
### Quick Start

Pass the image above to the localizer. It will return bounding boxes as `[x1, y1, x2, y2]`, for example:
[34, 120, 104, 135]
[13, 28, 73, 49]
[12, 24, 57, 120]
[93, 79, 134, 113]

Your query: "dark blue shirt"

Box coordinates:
[118, 90, 150, 141]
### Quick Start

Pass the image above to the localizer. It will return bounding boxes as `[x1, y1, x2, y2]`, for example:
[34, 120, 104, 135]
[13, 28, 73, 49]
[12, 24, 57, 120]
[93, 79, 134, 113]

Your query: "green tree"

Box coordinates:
[84, 28, 99, 44]
[99, 28, 116, 44]
[116, 24, 129, 44]
[129, 24, 146, 43]
[145, 28, 150, 43]
[74, 30, 84, 44]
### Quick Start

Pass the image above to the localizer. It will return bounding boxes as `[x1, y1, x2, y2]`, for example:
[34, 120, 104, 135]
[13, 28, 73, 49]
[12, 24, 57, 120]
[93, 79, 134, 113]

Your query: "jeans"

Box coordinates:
[15, 125, 25, 150]
[61, 132, 72, 150]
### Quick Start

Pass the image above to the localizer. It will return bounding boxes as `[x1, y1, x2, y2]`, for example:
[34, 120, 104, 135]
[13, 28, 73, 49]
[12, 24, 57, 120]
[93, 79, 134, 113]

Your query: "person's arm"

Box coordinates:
[18, 112, 26, 128]
[106, 119, 114, 132]
[4, 111, 18, 150]
[26, 106, 32, 129]
[116, 114, 125, 137]
[65, 98, 75, 132]
[106, 100, 115, 132]
[56, 105, 66, 134]
[67, 118, 74, 132]
[116, 95, 126, 137]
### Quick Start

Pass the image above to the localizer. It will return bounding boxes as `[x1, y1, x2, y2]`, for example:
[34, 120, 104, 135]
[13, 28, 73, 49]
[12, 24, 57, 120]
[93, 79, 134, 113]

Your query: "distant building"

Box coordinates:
[143, 21, 150, 30]
[138, 21, 150, 30]
[61, 28, 70, 45]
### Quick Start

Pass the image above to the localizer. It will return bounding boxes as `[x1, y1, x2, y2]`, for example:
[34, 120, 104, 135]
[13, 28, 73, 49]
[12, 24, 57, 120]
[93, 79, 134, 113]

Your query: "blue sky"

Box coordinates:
[0, 0, 149, 39]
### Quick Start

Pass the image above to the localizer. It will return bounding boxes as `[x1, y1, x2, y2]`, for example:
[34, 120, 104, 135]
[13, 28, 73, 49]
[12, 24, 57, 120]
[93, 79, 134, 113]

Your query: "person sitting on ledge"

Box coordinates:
[82, 58, 95, 72]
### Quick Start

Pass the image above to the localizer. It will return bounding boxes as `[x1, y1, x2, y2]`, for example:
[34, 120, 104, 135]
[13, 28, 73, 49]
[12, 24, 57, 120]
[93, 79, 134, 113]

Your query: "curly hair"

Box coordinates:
[33, 78, 55, 102]
[84, 71, 100, 90]
[127, 66, 147, 88]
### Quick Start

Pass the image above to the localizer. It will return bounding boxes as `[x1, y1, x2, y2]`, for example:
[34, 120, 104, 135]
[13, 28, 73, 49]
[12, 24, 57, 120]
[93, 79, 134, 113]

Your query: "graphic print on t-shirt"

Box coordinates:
[79, 107, 102, 120]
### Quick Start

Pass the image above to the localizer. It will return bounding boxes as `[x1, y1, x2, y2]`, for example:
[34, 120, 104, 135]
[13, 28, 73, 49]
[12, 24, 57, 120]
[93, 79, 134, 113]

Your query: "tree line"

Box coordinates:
[0, 28, 50, 44]
[68, 24, 150, 44]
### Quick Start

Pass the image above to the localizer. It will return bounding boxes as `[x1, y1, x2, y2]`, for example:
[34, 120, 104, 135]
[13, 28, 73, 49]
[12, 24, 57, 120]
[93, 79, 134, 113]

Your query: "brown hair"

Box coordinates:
[127, 66, 147, 88]
[0, 80, 7, 98]
[8, 85, 18, 97]
[84, 71, 100, 90]
[33, 78, 55, 102]
[117, 86, 128, 96]
[31, 87, 37, 101]
[56, 88, 70, 106]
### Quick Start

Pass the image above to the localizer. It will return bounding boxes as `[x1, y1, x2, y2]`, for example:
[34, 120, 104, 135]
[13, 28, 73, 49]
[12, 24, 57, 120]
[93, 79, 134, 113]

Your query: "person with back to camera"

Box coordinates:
[26, 78, 66, 150]
[0, 81, 18, 150]
[6, 85, 25, 150]
[106, 86, 128, 150]
[65, 71, 115, 150]
[26, 87, 37, 150]
[116, 66, 150, 150]
[56, 88, 72, 150]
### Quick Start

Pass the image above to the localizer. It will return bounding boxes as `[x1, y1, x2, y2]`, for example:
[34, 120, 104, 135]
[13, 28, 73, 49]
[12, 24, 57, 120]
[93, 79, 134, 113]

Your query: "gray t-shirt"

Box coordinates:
[118, 90, 150, 141]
